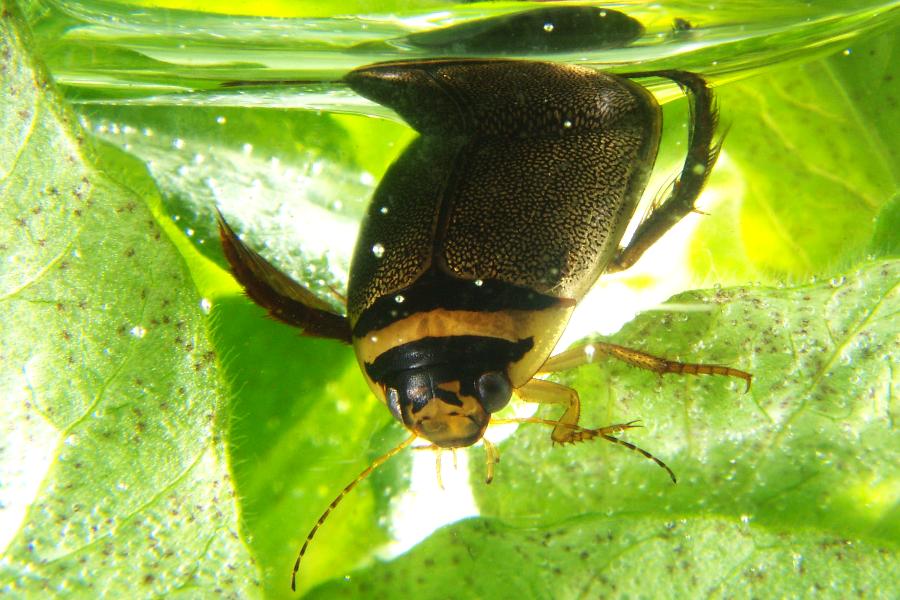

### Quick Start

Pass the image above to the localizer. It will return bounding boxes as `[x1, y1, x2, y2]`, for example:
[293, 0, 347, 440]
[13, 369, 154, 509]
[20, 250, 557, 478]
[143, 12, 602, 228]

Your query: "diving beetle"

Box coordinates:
[216, 59, 751, 589]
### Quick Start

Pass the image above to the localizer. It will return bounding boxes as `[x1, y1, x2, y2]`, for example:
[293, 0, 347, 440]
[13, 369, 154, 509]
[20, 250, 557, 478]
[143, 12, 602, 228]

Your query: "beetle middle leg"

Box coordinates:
[608, 70, 720, 273]
[539, 341, 752, 391]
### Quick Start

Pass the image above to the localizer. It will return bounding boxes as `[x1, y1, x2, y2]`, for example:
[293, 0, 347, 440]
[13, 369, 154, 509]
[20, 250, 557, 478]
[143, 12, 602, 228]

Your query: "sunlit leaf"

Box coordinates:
[0, 7, 258, 596]
[309, 259, 900, 599]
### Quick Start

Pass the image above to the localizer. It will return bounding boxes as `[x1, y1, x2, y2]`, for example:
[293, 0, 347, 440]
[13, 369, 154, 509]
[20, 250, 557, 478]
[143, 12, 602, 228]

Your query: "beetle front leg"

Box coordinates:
[609, 70, 720, 272]
[515, 378, 582, 443]
[512, 379, 645, 446]
[539, 341, 751, 391]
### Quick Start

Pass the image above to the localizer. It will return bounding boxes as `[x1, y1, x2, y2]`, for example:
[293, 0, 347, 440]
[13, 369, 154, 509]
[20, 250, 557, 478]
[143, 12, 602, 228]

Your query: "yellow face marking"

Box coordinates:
[408, 381, 489, 448]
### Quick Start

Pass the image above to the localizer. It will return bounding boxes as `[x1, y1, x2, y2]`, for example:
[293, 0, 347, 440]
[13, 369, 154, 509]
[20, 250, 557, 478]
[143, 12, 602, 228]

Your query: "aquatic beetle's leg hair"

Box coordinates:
[216, 210, 353, 343]
[608, 70, 720, 273]
[539, 341, 752, 392]
[291, 434, 417, 591]
[491, 416, 676, 483]
[515, 379, 582, 443]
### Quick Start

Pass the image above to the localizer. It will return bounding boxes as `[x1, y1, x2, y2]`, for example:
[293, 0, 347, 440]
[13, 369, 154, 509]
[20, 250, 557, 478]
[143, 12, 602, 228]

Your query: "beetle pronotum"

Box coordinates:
[216, 59, 751, 590]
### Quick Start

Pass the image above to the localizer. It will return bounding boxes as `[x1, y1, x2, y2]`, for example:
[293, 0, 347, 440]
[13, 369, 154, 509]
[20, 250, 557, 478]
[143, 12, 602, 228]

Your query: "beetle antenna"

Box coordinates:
[291, 434, 417, 591]
[490, 417, 676, 484]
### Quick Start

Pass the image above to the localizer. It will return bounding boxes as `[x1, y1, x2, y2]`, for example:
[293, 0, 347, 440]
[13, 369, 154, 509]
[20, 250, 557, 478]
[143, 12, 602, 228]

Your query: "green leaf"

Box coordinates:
[690, 32, 898, 282]
[307, 259, 900, 599]
[0, 6, 259, 596]
[870, 192, 900, 257]
[6, 1, 898, 598]
[213, 295, 402, 596]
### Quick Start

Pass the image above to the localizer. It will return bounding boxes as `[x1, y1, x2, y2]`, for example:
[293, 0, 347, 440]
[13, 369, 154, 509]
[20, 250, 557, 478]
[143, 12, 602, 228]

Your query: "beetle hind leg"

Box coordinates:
[609, 70, 720, 273]
[216, 210, 352, 343]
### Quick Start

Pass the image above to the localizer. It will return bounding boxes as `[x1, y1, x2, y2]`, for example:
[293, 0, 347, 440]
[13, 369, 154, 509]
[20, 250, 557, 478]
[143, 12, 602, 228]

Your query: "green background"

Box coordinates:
[1, 1, 897, 598]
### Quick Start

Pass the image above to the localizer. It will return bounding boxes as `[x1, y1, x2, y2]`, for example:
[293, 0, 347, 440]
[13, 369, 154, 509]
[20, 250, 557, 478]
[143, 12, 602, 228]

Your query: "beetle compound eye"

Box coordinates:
[387, 387, 403, 422]
[477, 371, 512, 413]
[405, 373, 432, 412]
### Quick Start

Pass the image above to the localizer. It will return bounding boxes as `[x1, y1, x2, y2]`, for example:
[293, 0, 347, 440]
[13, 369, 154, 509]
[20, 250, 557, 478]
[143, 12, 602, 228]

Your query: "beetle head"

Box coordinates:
[384, 366, 512, 448]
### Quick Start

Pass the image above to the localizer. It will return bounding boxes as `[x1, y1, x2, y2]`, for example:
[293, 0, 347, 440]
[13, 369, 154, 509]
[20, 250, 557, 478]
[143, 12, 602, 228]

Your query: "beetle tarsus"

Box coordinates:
[490, 416, 672, 481]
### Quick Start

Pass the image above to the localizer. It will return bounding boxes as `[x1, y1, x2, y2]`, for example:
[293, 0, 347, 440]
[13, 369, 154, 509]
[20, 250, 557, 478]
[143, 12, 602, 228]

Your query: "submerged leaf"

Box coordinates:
[307, 259, 899, 599]
[690, 31, 898, 282]
[0, 8, 258, 596]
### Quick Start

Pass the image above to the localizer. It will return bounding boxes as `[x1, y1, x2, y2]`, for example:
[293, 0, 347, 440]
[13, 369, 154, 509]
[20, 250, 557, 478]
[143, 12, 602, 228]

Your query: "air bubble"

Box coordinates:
[172, 138, 185, 150]
[584, 344, 596, 362]
[200, 298, 212, 313]
[474, 279, 484, 287]
[395, 295, 405, 303]
[372, 243, 385, 258]
[130, 326, 146, 338]
[242, 143, 253, 155]
[379, 206, 389, 215]
[563, 120, 572, 129]
[216, 116, 226, 124]
[543, 23, 554, 32]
